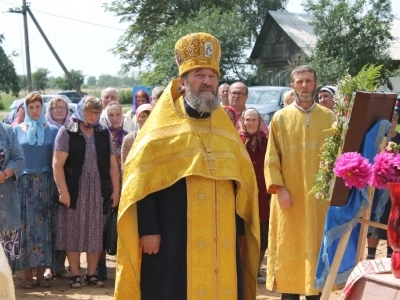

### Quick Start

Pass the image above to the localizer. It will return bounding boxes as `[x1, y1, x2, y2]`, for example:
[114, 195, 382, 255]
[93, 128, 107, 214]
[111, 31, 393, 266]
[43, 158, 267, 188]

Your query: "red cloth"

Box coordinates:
[240, 135, 270, 222]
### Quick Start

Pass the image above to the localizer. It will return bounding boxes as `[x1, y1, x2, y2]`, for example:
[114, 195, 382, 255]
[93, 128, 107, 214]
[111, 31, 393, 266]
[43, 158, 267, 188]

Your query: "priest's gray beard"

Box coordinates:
[185, 81, 220, 113]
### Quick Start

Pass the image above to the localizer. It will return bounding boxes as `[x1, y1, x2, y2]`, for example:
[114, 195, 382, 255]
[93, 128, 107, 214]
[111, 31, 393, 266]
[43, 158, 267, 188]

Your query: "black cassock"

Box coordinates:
[137, 178, 245, 300]
[137, 102, 245, 300]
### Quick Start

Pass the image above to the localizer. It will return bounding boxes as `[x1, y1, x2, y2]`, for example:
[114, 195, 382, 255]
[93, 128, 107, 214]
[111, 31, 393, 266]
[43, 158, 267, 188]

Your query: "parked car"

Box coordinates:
[246, 86, 291, 124]
[57, 90, 87, 104]
[42, 94, 76, 113]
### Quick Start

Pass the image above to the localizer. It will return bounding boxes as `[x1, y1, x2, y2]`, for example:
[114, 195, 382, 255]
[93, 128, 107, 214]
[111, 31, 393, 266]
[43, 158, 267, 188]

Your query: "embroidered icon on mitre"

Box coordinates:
[204, 42, 213, 57]
[175, 49, 183, 65]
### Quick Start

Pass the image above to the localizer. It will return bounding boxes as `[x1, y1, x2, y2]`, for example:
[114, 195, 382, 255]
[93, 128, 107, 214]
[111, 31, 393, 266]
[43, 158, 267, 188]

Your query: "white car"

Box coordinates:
[42, 94, 76, 113]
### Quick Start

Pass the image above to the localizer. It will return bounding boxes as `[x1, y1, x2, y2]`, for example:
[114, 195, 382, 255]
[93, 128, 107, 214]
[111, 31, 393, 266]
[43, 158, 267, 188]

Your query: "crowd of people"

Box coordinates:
[0, 85, 163, 290]
[0, 31, 397, 300]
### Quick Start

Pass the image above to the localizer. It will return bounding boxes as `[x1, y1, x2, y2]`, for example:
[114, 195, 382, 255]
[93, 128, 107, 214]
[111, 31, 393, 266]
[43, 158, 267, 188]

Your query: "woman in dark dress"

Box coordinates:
[53, 96, 120, 288]
[238, 107, 270, 284]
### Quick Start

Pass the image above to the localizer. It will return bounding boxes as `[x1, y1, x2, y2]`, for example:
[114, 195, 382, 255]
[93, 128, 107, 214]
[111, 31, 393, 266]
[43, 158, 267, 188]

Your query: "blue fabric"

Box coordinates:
[0, 123, 25, 231]
[369, 189, 389, 225]
[14, 125, 59, 174]
[314, 119, 392, 289]
[24, 100, 47, 146]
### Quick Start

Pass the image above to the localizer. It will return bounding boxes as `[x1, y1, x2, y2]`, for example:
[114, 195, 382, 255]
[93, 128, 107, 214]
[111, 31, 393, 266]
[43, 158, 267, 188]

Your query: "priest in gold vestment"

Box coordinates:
[114, 32, 260, 300]
[264, 66, 333, 300]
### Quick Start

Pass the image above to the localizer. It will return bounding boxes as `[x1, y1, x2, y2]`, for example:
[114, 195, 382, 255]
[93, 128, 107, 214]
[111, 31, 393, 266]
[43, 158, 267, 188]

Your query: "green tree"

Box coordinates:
[55, 69, 85, 90]
[97, 75, 120, 87]
[104, 0, 286, 72]
[46, 76, 57, 89]
[0, 35, 20, 96]
[140, 6, 254, 85]
[87, 76, 97, 86]
[303, 0, 394, 86]
[32, 67, 50, 92]
[19, 75, 27, 91]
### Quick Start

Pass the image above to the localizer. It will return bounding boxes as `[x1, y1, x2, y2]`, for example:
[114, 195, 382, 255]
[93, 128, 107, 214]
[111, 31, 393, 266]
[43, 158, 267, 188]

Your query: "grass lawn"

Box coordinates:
[0, 92, 23, 111]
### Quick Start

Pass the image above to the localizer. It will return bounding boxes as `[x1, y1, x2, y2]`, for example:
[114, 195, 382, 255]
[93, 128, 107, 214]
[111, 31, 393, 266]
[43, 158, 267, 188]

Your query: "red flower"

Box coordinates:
[370, 152, 398, 189]
[333, 152, 372, 189]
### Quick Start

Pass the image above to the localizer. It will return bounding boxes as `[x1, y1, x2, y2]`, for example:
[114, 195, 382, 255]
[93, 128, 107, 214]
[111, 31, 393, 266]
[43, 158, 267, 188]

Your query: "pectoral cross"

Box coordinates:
[205, 148, 215, 175]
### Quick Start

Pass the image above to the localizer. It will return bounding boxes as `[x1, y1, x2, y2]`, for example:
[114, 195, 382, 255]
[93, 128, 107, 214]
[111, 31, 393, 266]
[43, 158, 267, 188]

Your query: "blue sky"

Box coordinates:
[0, 0, 399, 79]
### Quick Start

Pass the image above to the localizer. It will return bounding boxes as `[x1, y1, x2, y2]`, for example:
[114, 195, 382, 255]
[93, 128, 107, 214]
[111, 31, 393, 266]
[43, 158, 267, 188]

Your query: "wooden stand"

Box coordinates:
[320, 92, 397, 299]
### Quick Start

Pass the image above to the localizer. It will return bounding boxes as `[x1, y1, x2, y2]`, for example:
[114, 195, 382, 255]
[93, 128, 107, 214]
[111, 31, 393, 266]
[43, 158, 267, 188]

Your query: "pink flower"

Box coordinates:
[334, 152, 372, 189]
[370, 152, 398, 189]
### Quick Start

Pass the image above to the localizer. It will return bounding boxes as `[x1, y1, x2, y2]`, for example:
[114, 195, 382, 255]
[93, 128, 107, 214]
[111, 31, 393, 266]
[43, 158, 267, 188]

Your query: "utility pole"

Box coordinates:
[26, 7, 83, 97]
[8, 1, 33, 91]
[7, 2, 83, 97]
[22, 0, 32, 92]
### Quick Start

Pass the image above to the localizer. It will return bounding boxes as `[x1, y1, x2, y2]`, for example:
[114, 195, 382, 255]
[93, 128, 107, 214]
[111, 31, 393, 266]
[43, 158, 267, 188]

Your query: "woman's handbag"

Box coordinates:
[103, 207, 118, 255]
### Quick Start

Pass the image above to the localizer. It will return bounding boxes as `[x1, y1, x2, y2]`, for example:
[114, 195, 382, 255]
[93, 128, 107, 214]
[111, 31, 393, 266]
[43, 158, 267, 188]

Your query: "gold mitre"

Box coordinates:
[174, 32, 221, 78]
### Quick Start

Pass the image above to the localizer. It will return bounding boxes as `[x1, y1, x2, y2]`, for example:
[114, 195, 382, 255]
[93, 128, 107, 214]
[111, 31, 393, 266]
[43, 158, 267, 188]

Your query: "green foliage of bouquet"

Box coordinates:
[311, 64, 383, 202]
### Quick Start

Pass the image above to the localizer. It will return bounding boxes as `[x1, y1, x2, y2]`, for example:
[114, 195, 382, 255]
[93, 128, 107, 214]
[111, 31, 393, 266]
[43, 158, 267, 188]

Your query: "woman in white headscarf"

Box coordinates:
[45, 96, 71, 128]
[97, 100, 128, 280]
[121, 103, 153, 166]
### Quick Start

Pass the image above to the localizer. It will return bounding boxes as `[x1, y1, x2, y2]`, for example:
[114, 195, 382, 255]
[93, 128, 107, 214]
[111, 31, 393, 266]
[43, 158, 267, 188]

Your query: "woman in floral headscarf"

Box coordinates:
[125, 90, 151, 131]
[239, 107, 270, 285]
[14, 92, 59, 288]
[53, 96, 120, 288]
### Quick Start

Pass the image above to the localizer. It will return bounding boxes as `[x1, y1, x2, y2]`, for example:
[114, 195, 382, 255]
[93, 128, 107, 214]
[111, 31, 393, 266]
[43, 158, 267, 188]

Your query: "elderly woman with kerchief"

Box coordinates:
[0, 122, 24, 269]
[239, 107, 270, 285]
[125, 90, 151, 131]
[121, 103, 153, 166]
[53, 96, 120, 288]
[14, 92, 59, 289]
[104, 101, 128, 172]
[45, 96, 71, 128]
[97, 100, 128, 280]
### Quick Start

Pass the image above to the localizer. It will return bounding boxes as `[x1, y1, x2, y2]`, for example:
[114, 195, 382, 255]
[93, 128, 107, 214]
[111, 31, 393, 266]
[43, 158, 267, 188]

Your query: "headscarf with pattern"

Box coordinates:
[104, 101, 128, 145]
[71, 96, 100, 128]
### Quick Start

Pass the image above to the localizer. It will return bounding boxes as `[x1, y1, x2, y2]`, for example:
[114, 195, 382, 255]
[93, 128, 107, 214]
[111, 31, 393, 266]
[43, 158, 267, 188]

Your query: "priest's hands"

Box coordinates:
[140, 234, 161, 254]
[277, 186, 292, 209]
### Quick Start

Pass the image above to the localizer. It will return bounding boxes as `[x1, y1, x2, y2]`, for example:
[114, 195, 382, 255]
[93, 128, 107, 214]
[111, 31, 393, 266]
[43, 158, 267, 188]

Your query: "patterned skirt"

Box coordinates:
[15, 172, 57, 270]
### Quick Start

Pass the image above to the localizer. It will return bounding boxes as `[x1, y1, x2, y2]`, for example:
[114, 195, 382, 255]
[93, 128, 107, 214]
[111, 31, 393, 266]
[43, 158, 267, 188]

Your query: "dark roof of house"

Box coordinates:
[251, 11, 400, 61]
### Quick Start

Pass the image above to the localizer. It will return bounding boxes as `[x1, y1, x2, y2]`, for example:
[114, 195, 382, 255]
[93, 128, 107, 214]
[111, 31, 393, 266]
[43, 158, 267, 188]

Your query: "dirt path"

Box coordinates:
[13, 241, 388, 299]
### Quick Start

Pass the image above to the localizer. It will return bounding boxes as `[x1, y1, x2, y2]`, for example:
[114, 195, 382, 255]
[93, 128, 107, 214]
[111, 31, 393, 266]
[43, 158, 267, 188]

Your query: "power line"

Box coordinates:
[0, 0, 19, 6]
[0, 0, 125, 31]
[30, 8, 126, 31]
